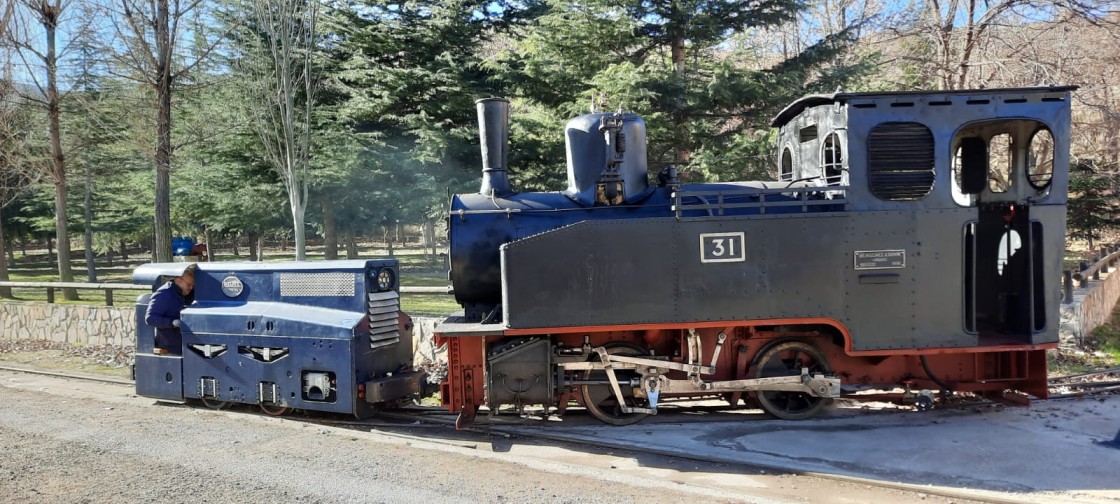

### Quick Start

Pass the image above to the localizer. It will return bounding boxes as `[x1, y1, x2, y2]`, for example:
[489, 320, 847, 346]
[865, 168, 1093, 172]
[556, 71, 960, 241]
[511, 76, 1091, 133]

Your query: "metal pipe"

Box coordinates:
[476, 98, 512, 197]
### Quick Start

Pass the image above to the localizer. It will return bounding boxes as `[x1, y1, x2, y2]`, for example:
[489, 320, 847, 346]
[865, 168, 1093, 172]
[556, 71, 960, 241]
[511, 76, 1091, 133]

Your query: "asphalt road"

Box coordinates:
[0, 369, 979, 504]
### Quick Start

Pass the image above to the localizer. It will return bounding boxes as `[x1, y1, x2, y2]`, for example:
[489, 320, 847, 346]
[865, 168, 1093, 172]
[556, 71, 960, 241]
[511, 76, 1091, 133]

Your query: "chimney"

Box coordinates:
[476, 98, 512, 197]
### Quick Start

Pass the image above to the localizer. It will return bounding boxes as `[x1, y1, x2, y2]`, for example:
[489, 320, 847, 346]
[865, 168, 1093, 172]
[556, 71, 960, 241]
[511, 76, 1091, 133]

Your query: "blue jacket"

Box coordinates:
[145, 281, 189, 351]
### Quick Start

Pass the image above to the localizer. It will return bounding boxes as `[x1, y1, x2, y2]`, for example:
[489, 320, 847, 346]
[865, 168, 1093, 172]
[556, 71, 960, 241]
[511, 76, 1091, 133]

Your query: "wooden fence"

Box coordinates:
[0, 281, 448, 306]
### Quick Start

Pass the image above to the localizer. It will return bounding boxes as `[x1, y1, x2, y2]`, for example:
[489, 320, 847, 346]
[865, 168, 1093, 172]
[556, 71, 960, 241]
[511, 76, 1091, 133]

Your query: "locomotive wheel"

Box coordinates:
[199, 397, 230, 410]
[259, 403, 290, 416]
[752, 340, 831, 420]
[580, 343, 650, 426]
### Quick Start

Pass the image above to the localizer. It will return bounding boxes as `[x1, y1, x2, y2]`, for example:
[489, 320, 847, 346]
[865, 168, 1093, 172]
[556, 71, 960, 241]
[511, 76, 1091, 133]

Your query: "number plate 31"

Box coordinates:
[699, 232, 746, 263]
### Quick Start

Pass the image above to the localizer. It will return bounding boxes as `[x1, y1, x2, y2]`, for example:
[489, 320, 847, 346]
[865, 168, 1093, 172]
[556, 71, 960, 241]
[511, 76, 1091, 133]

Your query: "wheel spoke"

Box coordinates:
[580, 344, 650, 426]
[753, 341, 831, 420]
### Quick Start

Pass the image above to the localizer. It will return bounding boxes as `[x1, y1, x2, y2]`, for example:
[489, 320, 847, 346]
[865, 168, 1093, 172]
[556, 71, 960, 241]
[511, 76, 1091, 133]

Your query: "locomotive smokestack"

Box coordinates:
[476, 98, 512, 197]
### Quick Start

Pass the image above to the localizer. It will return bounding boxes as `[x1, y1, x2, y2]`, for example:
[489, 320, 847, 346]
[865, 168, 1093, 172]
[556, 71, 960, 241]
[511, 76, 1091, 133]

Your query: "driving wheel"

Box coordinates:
[752, 340, 831, 420]
[580, 343, 650, 426]
[259, 403, 290, 416]
[199, 397, 230, 410]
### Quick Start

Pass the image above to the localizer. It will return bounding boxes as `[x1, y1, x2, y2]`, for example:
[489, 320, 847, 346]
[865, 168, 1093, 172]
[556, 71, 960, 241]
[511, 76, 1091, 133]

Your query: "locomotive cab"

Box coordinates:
[772, 87, 1071, 352]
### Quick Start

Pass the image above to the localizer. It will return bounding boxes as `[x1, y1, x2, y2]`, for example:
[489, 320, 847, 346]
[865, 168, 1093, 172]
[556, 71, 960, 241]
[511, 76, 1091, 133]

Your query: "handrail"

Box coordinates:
[1064, 245, 1120, 304]
[0, 281, 451, 306]
[671, 186, 848, 219]
[1074, 247, 1120, 284]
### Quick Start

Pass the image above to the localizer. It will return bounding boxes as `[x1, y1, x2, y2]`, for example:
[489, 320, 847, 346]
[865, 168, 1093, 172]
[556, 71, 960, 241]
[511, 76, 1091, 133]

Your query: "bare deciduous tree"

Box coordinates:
[243, 0, 319, 261]
[882, 0, 1118, 90]
[1, 0, 79, 299]
[0, 15, 46, 297]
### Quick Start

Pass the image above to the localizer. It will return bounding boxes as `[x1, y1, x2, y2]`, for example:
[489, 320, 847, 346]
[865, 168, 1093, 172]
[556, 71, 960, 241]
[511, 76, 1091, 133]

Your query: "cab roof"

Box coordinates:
[771, 86, 1078, 128]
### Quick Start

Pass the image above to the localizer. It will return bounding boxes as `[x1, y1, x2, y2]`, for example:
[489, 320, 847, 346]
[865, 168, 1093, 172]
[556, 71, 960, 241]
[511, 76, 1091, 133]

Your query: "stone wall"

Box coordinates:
[1060, 267, 1120, 347]
[0, 301, 445, 365]
[0, 302, 135, 347]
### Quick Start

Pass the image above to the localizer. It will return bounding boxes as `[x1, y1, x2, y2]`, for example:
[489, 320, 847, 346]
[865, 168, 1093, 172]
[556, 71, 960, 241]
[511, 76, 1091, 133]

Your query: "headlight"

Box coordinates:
[375, 268, 395, 291]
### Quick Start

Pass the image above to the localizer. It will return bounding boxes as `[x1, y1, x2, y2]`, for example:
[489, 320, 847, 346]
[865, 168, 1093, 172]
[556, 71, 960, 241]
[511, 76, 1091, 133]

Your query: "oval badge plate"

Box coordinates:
[221, 275, 244, 298]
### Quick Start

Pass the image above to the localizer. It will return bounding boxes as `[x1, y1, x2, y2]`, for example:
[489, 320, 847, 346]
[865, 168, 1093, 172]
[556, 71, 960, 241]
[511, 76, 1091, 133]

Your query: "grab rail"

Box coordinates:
[671, 186, 848, 219]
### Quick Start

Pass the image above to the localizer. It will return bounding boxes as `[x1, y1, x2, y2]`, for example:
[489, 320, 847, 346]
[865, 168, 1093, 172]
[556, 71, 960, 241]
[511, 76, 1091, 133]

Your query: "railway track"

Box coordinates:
[1046, 366, 1120, 399]
[2, 362, 1117, 504]
[2, 362, 1115, 403]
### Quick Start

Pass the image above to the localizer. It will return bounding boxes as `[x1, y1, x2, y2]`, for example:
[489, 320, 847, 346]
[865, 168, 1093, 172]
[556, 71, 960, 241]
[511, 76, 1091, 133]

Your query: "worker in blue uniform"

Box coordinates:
[145, 268, 195, 355]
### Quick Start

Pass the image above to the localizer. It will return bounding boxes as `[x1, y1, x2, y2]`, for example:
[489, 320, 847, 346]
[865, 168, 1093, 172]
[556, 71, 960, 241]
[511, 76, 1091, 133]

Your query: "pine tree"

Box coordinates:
[1068, 159, 1120, 251]
[497, 0, 871, 181]
[320, 0, 542, 229]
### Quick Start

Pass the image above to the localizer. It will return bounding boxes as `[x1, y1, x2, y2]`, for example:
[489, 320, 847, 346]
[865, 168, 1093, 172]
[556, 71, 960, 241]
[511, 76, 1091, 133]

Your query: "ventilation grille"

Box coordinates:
[279, 273, 356, 297]
[799, 125, 818, 143]
[368, 291, 400, 350]
[868, 122, 935, 200]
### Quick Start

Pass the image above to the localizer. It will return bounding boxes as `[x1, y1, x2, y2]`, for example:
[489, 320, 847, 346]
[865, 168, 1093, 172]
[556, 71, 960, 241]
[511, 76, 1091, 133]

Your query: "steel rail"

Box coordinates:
[1047, 366, 1120, 383]
[0, 364, 133, 385]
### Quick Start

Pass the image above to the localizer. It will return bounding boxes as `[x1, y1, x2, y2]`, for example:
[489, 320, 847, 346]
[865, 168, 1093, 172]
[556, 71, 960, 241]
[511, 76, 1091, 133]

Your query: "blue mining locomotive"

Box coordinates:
[436, 87, 1074, 425]
[132, 260, 421, 416]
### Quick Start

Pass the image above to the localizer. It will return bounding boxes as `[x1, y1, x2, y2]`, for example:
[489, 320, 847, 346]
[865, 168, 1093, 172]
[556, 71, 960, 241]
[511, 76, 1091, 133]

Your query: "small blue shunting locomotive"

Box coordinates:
[132, 260, 421, 416]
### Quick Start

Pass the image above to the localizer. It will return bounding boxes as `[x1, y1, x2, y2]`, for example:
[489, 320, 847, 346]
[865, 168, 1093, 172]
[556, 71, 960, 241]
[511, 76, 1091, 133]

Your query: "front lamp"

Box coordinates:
[375, 268, 395, 292]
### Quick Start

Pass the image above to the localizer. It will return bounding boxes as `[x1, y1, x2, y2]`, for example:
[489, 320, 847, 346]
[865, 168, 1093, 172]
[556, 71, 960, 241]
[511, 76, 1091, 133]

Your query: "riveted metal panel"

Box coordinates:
[502, 219, 678, 328]
[842, 212, 918, 350]
[911, 209, 973, 347]
[1024, 205, 1065, 346]
[501, 214, 850, 329]
[675, 214, 847, 322]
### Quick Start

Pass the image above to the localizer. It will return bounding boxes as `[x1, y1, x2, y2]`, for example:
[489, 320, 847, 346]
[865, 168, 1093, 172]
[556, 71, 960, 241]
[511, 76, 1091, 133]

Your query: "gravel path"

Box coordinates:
[0, 372, 775, 504]
[0, 367, 995, 504]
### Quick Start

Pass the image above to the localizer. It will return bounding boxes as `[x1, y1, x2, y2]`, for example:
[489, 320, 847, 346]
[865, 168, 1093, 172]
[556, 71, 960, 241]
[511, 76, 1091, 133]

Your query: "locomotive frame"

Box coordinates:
[437, 86, 1074, 426]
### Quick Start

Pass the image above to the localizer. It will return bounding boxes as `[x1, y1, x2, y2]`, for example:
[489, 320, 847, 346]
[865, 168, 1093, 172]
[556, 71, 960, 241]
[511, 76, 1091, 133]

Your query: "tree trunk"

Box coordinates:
[0, 207, 10, 298]
[47, 235, 53, 263]
[322, 198, 337, 260]
[152, 0, 173, 263]
[291, 201, 306, 260]
[422, 219, 432, 263]
[83, 160, 96, 282]
[204, 227, 212, 261]
[106, 248, 113, 268]
[257, 234, 265, 262]
[119, 239, 128, 260]
[232, 235, 240, 256]
[19, 235, 26, 260]
[345, 231, 357, 259]
[44, 11, 77, 300]
[426, 219, 438, 266]
[247, 232, 257, 261]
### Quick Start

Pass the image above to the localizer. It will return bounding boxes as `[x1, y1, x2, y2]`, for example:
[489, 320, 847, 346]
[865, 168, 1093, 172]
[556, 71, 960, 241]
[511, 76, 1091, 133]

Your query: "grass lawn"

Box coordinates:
[1049, 303, 1120, 376]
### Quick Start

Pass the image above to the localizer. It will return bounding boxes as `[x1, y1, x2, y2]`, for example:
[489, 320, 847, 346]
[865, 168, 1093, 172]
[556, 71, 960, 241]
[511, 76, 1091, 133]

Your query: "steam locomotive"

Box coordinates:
[132, 85, 1073, 426]
[436, 86, 1072, 425]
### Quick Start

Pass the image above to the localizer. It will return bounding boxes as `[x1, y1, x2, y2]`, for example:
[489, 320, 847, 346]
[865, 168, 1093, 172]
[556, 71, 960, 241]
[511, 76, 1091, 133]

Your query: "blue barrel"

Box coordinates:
[171, 237, 195, 256]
